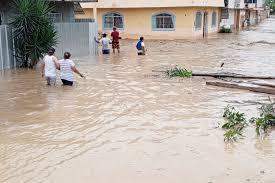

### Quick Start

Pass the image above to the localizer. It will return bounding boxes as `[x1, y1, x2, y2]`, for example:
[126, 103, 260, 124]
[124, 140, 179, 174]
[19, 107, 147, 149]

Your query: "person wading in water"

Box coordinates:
[111, 26, 121, 54]
[94, 33, 112, 54]
[57, 52, 85, 86]
[41, 48, 59, 86]
[136, 37, 146, 55]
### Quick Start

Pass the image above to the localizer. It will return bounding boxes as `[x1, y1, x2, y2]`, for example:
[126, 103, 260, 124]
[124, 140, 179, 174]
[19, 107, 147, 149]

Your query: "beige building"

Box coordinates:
[77, 0, 224, 39]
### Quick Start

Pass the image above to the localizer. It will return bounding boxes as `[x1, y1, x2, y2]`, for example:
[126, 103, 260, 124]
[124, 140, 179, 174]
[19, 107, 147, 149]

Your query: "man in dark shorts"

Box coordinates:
[111, 26, 120, 53]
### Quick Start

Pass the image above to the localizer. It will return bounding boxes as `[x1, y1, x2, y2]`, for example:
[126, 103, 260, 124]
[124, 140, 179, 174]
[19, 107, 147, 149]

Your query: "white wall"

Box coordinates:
[228, 0, 246, 9]
[257, 0, 264, 8]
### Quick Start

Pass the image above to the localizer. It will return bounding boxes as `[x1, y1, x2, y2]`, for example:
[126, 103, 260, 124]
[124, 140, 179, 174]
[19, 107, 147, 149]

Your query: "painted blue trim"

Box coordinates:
[102, 12, 125, 31]
[151, 12, 176, 31]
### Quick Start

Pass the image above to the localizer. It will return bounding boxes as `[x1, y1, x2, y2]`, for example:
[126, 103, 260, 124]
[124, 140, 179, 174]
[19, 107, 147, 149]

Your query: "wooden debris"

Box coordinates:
[206, 81, 275, 95]
[152, 70, 275, 80]
[251, 81, 275, 88]
[193, 73, 275, 79]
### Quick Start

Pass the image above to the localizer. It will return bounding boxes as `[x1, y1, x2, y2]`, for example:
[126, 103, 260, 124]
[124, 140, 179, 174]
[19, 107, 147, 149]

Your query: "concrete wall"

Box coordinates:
[81, 0, 224, 8]
[228, 0, 246, 9]
[257, 0, 264, 8]
[93, 7, 220, 39]
[76, 9, 94, 19]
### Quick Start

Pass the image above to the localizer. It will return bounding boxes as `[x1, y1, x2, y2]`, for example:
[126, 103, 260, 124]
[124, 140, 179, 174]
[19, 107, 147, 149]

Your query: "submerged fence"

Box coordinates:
[0, 22, 98, 71]
[0, 25, 15, 70]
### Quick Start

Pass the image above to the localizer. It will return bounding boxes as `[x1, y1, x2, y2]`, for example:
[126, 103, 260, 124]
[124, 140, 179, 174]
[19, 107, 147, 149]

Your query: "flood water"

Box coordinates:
[1, 18, 275, 183]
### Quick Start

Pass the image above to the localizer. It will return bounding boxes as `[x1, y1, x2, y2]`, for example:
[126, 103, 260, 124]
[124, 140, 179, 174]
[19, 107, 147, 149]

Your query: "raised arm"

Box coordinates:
[94, 37, 100, 44]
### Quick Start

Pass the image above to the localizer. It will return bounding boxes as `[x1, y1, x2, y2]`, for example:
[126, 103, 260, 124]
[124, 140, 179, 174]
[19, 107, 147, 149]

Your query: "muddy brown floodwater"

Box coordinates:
[1, 18, 275, 183]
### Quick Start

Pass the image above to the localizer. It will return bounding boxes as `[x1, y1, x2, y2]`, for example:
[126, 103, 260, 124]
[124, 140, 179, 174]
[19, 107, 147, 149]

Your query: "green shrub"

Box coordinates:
[10, 0, 57, 68]
[250, 104, 275, 135]
[166, 66, 192, 78]
[222, 104, 275, 142]
[222, 105, 247, 142]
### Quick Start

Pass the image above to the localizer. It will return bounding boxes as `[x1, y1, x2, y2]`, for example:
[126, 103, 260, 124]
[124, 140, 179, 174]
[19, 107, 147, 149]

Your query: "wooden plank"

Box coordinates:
[192, 73, 275, 79]
[206, 81, 275, 95]
[151, 70, 275, 79]
[251, 81, 275, 88]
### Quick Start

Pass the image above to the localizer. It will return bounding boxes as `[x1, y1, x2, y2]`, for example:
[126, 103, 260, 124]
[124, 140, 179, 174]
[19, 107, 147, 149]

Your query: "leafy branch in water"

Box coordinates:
[222, 105, 247, 142]
[222, 103, 275, 142]
[166, 66, 192, 78]
[250, 104, 275, 135]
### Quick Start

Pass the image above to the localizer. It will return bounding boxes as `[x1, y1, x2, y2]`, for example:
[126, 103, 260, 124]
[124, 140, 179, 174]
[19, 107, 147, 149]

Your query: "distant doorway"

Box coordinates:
[203, 12, 208, 38]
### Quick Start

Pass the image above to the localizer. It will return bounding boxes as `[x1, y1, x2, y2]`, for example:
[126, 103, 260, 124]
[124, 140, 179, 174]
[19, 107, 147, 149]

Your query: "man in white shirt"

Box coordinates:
[95, 33, 112, 54]
[41, 48, 59, 86]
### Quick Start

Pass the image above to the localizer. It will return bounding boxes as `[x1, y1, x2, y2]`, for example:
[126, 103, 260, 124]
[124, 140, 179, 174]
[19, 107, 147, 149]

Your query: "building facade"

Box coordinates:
[78, 0, 224, 39]
[0, 0, 96, 25]
[220, 0, 269, 31]
[0, 0, 98, 70]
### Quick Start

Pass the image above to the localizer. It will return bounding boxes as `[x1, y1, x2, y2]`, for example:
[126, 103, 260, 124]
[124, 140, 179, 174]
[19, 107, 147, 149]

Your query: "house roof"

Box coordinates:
[49, 0, 97, 2]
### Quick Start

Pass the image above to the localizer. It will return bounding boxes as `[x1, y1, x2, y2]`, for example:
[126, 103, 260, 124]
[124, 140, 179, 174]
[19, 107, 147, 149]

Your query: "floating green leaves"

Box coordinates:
[250, 104, 275, 135]
[166, 66, 192, 78]
[222, 104, 275, 142]
[222, 105, 247, 142]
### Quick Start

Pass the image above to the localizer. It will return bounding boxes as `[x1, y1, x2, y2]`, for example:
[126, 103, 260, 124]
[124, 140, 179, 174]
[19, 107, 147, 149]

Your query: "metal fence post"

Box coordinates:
[5, 25, 10, 69]
[0, 27, 3, 70]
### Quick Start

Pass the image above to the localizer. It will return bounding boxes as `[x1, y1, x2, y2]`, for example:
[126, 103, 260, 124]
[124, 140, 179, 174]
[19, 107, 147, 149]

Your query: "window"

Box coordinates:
[0, 12, 5, 25]
[195, 12, 202, 30]
[212, 12, 217, 27]
[103, 12, 124, 29]
[244, 0, 257, 3]
[152, 13, 175, 31]
[49, 13, 63, 22]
